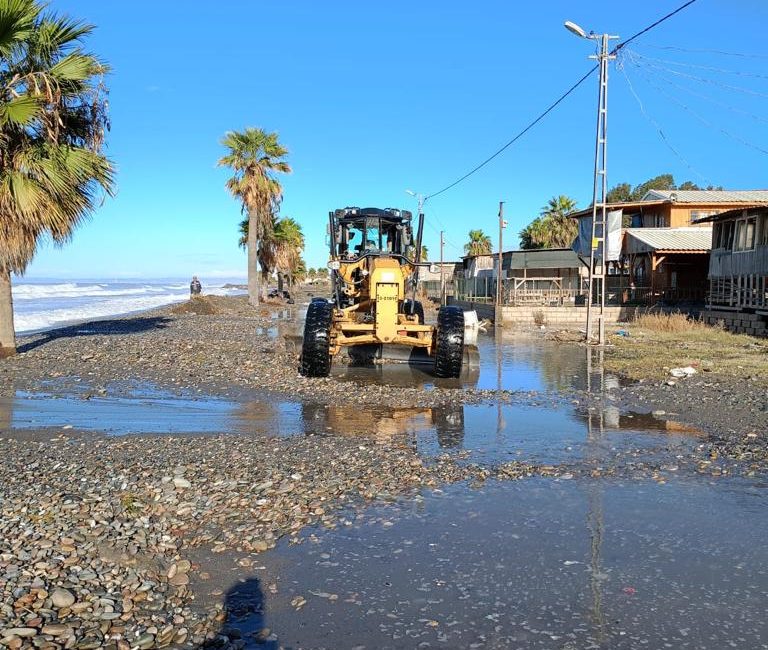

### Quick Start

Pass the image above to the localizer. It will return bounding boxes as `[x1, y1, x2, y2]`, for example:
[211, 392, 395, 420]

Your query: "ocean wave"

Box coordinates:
[13, 282, 245, 333]
[12, 282, 180, 300]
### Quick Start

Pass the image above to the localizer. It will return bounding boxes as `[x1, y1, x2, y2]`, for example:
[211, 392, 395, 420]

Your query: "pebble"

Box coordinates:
[51, 587, 76, 608]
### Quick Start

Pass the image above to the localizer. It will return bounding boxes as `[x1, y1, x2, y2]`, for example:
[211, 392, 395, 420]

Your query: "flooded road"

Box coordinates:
[0, 332, 700, 468]
[4, 327, 765, 649]
[215, 476, 768, 649]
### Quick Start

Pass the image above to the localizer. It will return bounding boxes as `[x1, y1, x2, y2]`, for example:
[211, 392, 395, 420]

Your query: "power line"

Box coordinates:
[617, 62, 714, 186]
[423, 0, 700, 201]
[628, 51, 768, 81]
[631, 58, 768, 99]
[640, 43, 768, 60]
[612, 0, 699, 54]
[424, 65, 597, 201]
[626, 52, 768, 126]
[634, 64, 768, 157]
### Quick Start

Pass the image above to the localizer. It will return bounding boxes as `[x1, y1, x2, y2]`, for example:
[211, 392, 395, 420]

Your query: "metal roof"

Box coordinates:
[695, 205, 768, 222]
[503, 248, 583, 270]
[569, 201, 667, 219]
[641, 189, 768, 203]
[625, 227, 713, 254]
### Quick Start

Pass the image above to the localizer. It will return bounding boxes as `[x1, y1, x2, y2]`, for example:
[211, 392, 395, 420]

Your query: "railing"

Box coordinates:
[708, 276, 768, 309]
[442, 276, 706, 307]
[452, 277, 579, 306]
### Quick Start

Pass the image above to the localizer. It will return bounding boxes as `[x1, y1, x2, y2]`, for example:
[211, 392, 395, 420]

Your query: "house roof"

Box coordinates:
[625, 227, 713, 254]
[694, 205, 768, 223]
[503, 248, 583, 270]
[569, 201, 667, 219]
[641, 189, 768, 203]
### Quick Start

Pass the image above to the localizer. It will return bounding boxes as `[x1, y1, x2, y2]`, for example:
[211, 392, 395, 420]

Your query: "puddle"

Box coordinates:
[329, 331, 597, 393]
[209, 476, 768, 649]
[0, 332, 703, 466]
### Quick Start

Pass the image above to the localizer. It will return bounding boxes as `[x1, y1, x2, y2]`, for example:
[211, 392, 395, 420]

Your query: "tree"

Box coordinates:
[519, 195, 578, 250]
[239, 214, 304, 288]
[272, 217, 304, 287]
[405, 244, 428, 262]
[0, 1, 115, 356]
[606, 175, 723, 204]
[519, 217, 547, 250]
[630, 174, 675, 200]
[219, 128, 290, 306]
[464, 229, 492, 256]
[606, 182, 632, 203]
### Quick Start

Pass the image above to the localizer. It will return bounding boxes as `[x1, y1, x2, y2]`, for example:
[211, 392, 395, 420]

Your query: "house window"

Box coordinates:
[643, 213, 666, 227]
[734, 217, 757, 252]
[717, 221, 735, 250]
[760, 215, 768, 246]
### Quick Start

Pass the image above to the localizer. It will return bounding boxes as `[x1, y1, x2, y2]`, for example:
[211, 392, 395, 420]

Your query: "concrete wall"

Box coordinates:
[701, 309, 768, 337]
[449, 299, 639, 328]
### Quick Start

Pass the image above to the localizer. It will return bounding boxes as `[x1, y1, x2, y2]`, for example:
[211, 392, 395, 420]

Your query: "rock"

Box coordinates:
[173, 477, 191, 489]
[2, 628, 37, 638]
[51, 588, 76, 608]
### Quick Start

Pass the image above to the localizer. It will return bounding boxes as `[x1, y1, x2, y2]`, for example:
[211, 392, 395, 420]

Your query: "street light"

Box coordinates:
[565, 20, 618, 346]
[564, 20, 588, 39]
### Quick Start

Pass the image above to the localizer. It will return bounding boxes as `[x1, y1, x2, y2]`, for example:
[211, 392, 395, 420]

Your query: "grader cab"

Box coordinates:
[300, 207, 465, 378]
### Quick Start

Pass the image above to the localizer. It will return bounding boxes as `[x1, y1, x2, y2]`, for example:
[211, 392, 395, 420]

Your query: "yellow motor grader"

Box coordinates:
[300, 206, 465, 378]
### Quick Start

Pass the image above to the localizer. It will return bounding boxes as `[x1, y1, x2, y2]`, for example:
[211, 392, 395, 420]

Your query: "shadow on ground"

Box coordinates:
[199, 577, 274, 649]
[17, 316, 172, 353]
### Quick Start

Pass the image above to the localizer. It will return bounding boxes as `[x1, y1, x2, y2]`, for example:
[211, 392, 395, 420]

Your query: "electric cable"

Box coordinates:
[617, 61, 714, 186]
[639, 43, 768, 60]
[423, 0, 700, 201]
[633, 64, 768, 156]
[612, 0, 699, 54]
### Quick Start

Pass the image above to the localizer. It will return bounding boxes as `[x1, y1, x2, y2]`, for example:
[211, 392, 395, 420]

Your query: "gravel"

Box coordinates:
[1, 295, 766, 648]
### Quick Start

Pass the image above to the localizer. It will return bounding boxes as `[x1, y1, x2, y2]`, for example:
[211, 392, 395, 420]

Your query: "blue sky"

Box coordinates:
[24, 0, 768, 279]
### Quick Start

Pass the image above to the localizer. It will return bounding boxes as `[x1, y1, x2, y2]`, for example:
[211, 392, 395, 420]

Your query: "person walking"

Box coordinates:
[190, 276, 202, 296]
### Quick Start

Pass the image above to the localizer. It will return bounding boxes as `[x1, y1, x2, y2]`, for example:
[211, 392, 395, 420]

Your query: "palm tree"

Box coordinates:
[405, 244, 428, 262]
[464, 229, 492, 256]
[272, 217, 304, 288]
[239, 215, 304, 289]
[219, 128, 290, 305]
[538, 195, 578, 248]
[0, 1, 115, 356]
[519, 195, 579, 250]
[519, 217, 547, 250]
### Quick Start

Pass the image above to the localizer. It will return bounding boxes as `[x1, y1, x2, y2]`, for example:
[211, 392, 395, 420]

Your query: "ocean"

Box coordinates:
[12, 279, 246, 334]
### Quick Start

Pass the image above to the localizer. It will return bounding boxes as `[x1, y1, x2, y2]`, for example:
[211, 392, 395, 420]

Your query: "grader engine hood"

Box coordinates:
[369, 258, 405, 343]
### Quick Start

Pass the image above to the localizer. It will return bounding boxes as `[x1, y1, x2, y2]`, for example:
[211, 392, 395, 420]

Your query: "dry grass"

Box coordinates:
[632, 312, 709, 333]
[607, 311, 768, 384]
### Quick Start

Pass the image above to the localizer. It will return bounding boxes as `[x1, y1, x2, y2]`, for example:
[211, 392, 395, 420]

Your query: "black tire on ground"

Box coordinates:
[300, 300, 334, 377]
[403, 299, 425, 324]
[434, 305, 464, 378]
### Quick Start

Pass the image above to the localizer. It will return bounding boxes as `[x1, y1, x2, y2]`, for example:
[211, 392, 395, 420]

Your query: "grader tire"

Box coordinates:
[403, 299, 425, 324]
[434, 306, 464, 378]
[300, 299, 334, 377]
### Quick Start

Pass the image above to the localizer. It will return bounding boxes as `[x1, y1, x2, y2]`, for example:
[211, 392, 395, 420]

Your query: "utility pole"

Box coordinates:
[439, 230, 445, 305]
[567, 26, 617, 345]
[496, 201, 506, 310]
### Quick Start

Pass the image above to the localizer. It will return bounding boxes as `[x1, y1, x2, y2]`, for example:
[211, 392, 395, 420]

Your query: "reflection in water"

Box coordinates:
[300, 403, 465, 449]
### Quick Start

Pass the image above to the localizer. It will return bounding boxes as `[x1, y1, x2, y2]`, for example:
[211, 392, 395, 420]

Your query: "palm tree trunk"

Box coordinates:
[247, 213, 260, 306]
[0, 268, 17, 357]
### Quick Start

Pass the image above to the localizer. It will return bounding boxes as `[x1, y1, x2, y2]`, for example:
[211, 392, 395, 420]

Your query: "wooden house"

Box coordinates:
[701, 206, 768, 336]
[569, 190, 768, 305]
